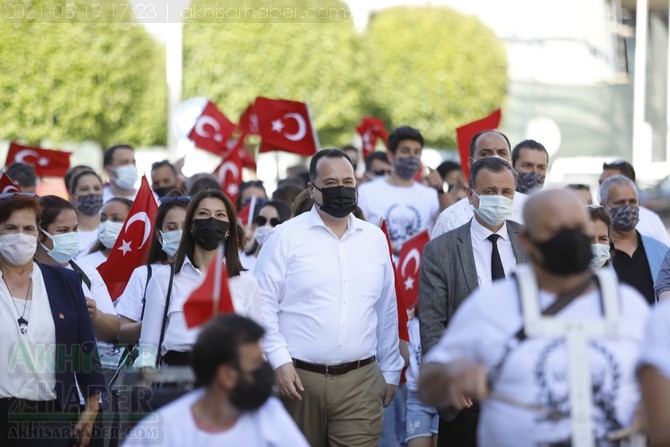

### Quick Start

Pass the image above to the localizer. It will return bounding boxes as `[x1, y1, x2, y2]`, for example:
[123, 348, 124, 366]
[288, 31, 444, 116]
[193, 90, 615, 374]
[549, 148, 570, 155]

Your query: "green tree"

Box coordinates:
[365, 6, 507, 148]
[182, 0, 369, 147]
[0, 0, 166, 148]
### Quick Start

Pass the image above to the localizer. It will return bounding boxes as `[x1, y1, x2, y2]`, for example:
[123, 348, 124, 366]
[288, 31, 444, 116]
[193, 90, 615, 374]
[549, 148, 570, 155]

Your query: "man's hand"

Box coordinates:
[383, 384, 397, 407]
[419, 360, 488, 409]
[444, 363, 488, 410]
[275, 363, 304, 400]
[85, 298, 97, 322]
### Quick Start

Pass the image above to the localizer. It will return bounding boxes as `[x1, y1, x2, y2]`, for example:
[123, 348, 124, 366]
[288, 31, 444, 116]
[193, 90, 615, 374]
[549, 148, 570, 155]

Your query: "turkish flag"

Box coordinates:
[214, 147, 243, 204]
[226, 135, 256, 171]
[254, 97, 319, 156]
[188, 100, 237, 156]
[97, 176, 158, 300]
[397, 230, 430, 310]
[380, 219, 409, 343]
[238, 103, 260, 136]
[184, 247, 236, 329]
[6, 142, 71, 178]
[0, 171, 19, 194]
[356, 117, 388, 161]
[455, 108, 502, 179]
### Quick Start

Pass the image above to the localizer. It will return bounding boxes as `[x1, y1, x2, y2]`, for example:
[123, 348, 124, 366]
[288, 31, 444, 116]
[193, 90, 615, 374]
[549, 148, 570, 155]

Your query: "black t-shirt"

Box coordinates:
[612, 232, 655, 305]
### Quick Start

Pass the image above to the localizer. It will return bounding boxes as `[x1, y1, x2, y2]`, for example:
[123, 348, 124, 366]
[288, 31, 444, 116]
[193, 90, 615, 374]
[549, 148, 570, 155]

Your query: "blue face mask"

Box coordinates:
[39, 229, 80, 264]
[160, 229, 183, 257]
[472, 192, 514, 226]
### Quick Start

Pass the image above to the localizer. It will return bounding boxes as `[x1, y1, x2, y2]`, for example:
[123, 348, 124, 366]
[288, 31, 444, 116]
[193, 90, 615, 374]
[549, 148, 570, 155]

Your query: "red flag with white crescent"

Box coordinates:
[188, 100, 237, 156]
[97, 176, 158, 300]
[356, 117, 388, 161]
[397, 229, 430, 310]
[253, 97, 319, 156]
[0, 171, 20, 194]
[380, 219, 409, 342]
[455, 108, 502, 179]
[6, 142, 71, 177]
[214, 147, 243, 204]
[238, 103, 260, 136]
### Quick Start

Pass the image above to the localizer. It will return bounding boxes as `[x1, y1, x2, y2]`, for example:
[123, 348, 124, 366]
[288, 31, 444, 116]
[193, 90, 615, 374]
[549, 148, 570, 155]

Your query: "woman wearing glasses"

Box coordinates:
[116, 193, 190, 345]
[240, 200, 291, 274]
[134, 190, 261, 368]
[0, 193, 105, 446]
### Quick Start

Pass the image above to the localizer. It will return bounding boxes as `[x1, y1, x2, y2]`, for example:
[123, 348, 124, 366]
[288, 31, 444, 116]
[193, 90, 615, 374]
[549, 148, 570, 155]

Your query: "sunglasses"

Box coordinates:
[0, 192, 37, 200]
[254, 216, 281, 227]
[160, 195, 191, 205]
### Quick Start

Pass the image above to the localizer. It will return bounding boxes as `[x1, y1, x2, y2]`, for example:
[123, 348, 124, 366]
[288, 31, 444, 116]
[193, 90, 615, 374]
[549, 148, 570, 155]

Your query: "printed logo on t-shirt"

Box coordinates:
[386, 204, 421, 248]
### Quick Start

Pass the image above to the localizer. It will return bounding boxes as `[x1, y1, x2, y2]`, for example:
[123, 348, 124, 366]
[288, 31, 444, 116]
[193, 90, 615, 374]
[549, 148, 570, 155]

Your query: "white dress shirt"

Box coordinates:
[254, 206, 404, 385]
[134, 258, 261, 367]
[432, 192, 528, 240]
[76, 250, 107, 269]
[116, 263, 166, 322]
[637, 205, 670, 246]
[470, 217, 518, 287]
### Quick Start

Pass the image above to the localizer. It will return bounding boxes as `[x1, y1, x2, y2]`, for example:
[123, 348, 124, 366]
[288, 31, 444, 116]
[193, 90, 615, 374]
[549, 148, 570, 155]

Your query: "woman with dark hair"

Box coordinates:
[77, 197, 132, 268]
[240, 200, 291, 273]
[68, 169, 104, 256]
[115, 193, 190, 344]
[588, 205, 613, 270]
[134, 190, 261, 368]
[0, 193, 105, 446]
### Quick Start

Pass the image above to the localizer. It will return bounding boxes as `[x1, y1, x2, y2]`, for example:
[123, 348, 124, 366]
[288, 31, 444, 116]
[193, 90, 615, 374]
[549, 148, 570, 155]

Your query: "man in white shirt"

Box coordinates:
[431, 131, 528, 239]
[418, 157, 528, 447]
[419, 189, 649, 447]
[123, 314, 309, 447]
[599, 159, 670, 245]
[357, 126, 439, 254]
[102, 144, 139, 203]
[255, 149, 404, 447]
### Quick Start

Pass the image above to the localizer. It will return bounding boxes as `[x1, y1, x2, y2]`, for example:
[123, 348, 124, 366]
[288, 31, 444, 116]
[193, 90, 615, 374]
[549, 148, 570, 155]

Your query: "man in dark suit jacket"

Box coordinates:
[418, 157, 528, 447]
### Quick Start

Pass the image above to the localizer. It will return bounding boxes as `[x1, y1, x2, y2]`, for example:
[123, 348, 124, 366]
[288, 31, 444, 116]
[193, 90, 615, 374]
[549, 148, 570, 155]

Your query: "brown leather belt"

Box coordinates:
[292, 356, 375, 376]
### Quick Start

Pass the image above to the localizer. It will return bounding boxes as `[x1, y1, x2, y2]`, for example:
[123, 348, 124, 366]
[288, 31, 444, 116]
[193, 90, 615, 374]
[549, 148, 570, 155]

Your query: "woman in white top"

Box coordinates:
[116, 193, 190, 344]
[66, 168, 104, 257]
[240, 200, 291, 274]
[135, 189, 261, 368]
[77, 197, 132, 268]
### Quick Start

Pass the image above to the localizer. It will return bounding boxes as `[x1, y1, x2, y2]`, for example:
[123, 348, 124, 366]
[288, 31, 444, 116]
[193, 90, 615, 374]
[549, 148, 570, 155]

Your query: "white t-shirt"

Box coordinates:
[357, 179, 439, 251]
[240, 252, 257, 275]
[122, 390, 308, 447]
[102, 184, 137, 204]
[116, 263, 166, 322]
[424, 278, 649, 447]
[77, 229, 98, 258]
[76, 250, 107, 269]
[638, 297, 670, 378]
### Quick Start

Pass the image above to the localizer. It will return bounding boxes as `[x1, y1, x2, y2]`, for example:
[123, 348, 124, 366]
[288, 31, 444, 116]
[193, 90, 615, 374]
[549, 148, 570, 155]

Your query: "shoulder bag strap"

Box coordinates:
[139, 263, 154, 322]
[155, 263, 175, 369]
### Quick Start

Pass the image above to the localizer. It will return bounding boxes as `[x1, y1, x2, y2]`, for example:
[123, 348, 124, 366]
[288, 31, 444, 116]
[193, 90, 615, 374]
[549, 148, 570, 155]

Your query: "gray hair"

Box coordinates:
[469, 156, 518, 189]
[599, 174, 637, 205]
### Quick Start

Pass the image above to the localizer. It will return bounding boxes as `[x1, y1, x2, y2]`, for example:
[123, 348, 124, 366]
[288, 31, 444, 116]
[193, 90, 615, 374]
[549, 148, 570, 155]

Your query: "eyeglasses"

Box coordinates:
[160, 195, 191, 205]
[254, 216, 280, 227]
[0, 192, 36, 201]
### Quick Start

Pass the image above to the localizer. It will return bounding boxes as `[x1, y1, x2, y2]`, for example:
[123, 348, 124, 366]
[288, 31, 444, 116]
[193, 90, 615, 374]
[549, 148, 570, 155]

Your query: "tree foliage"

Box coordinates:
[183, 0, 370, 147]
[0, 0, 166, 148]
[366, 7, 508, 148]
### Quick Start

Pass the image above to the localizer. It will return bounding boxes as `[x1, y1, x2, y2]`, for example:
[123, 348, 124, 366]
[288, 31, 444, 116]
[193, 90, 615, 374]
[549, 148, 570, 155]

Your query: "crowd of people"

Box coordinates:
[3, 129, 670, 447]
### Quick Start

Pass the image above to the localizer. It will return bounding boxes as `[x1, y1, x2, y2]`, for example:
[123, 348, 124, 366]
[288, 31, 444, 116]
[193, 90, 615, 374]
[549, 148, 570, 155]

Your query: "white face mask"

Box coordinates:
[160, 229, 183, 257]
[113, 165, 138, 190]
[40, 229, 80, 264]
[254, 226, 271, 246]
[98, 221, 124, 249]
[472, 192, 514, 227]
[590, 243, 611, 270]
[0, 233, 37, 265]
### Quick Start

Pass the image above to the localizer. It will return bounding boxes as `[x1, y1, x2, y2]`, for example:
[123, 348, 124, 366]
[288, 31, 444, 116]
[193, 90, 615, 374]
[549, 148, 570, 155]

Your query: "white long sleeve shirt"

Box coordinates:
[254, 206, 404, 385]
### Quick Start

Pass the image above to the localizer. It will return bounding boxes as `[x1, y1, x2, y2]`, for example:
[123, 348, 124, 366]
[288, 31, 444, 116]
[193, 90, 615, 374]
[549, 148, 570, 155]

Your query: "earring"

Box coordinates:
[225, 232, 229, 238]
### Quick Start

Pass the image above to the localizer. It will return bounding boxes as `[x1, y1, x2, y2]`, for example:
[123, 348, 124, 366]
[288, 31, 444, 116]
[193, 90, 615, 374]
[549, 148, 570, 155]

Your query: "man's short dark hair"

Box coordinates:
[469, 131, 511, 158]
[6, 162, 37, 187]
[151, 159, 178, 176]
[103, 144, 134, 167]
[436, 160, 461, 180]
[191, 314, 265, 387]
[469, 156, 518, 189]
[364, 151, 390, 172]
[602, 160, 636, 183]
[388, 126, 424, 154]
[309, 149, 352, 183]
[341, 144, 359, 154]
[511, 139, 549, 166]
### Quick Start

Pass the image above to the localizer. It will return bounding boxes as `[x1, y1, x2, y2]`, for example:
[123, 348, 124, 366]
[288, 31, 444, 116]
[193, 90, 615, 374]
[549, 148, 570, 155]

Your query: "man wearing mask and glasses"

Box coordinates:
[102, 144, 139, 204]
[255, 148, 403, 447]
[418, 157, 528, 447]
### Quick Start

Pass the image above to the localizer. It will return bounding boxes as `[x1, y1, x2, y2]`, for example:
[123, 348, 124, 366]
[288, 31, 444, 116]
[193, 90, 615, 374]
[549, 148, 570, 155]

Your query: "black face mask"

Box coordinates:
[313, 185, 357, 218]
[153, 186, 174, 198]
[531, 228, 593, 275]
[229, 362, 275, 411]
[192, 218, 230, 251]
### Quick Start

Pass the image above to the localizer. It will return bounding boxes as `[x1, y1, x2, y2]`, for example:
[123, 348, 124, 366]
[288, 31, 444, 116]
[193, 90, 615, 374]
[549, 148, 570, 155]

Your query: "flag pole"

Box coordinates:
[212, 244, 224, 317]
[248, 195, 257, 227]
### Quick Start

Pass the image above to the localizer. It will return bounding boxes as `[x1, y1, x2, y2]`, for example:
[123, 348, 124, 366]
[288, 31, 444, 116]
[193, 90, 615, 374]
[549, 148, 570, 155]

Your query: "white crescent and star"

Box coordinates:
[14, 149, 51, 167]
[362, 130, 373, 150]
[195, 115, 223, 142]
[1, 185, 18, 193]
[400, 248, 421, 290]
[217, 161, 240, 196]
[118, 212, 152, 255]
[283, 113, 307, 141]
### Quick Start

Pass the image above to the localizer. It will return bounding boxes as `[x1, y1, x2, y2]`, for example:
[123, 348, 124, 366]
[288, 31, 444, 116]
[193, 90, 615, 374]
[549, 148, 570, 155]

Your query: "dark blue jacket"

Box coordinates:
[40, 263, 106, 410]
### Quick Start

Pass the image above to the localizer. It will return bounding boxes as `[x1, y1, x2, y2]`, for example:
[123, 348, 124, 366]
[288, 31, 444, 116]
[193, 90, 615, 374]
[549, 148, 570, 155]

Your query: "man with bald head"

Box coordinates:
[431, 131, 528, 239]
[419, 189, 650, 446]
